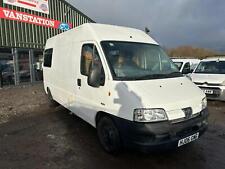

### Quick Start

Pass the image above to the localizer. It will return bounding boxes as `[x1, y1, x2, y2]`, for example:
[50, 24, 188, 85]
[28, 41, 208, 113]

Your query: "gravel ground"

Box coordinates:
[0, 84, 225, 169]
[0, 84, 49, 124]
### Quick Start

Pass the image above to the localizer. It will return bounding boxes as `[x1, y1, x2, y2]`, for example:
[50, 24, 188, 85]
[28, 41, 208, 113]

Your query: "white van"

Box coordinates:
[43, 23, 208, 153]
[172, 58, 200, 74]
[191, 57, 225, 101]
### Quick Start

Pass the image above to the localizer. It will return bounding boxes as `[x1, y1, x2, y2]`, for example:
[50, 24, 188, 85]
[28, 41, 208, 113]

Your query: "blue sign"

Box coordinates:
[59, 23, 70, 31]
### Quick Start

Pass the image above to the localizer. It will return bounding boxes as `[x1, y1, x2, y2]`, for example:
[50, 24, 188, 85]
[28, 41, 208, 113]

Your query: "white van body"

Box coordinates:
[191, 57, 225, 101]
[43, 23, 208, 153]
[172, 58, 200, 74]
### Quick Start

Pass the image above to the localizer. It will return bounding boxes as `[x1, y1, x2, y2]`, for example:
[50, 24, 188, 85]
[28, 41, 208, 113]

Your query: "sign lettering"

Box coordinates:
[0, 7, 72, 30]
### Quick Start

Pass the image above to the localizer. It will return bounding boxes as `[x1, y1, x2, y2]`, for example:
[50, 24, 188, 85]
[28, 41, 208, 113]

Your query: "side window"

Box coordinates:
[93, 46, 102, 66]
[182, 62, 191, 74]
[81, 44, 94, 76]
[93, 46, 105, 86]
[183, 62, 190, 70]
[81, 44, 104, 76]
[43, 48, 53, 68]
[80, 44, 105, 85]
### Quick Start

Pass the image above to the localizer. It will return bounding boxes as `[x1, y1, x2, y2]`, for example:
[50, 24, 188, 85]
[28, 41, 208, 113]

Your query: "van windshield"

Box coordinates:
[101, 41, 182, 80]
[195, 61, 225, 74]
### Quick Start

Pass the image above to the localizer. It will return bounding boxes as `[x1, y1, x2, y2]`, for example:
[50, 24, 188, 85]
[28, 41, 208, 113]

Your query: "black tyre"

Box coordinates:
[97, 116, 121, 154]
[47, 88, 59, 107]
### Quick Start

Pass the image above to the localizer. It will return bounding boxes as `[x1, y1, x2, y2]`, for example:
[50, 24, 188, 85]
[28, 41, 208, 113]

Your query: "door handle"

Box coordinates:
[77, 79, 81, 87]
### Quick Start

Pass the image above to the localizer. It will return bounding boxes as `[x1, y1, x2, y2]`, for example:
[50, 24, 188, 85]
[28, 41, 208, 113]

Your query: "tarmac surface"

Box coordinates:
[0, 84, 225, 169]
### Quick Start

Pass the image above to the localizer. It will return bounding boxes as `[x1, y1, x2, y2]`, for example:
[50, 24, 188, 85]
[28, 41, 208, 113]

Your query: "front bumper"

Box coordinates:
[198, 85, 225, 101]
[112, 109, 208, 152]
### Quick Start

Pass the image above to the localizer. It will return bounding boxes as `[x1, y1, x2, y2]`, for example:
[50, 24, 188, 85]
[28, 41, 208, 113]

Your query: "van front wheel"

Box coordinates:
[97, 116, 121, 154]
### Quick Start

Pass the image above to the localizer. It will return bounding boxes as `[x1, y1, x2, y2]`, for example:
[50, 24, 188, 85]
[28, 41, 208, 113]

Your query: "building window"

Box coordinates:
[0, 50, 14, 87]
[44, 49, 53, 68]
[18, 50, 31, 83]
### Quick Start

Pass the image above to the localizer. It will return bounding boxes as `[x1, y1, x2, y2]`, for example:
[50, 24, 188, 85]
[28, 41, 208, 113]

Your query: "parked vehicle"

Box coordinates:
[191, 57, 225, 101]
[172, 59, 200, 74]
[43, 23, 208, 153]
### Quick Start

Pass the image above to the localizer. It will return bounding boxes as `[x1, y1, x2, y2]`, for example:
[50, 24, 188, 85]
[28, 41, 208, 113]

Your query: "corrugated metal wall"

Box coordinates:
[0, 0, 94, 49]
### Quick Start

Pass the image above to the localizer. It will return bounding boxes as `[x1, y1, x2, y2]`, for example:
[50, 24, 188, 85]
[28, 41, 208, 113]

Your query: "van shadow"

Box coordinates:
[114, 82, 143, 119]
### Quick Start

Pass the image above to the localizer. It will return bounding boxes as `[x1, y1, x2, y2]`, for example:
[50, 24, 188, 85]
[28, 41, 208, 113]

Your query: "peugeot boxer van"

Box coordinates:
[191, 57, 225, 101]
[43, 23, 208, 153]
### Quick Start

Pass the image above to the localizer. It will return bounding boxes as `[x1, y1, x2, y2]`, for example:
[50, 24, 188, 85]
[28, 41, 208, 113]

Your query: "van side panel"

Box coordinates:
[44, 35, 76, 108]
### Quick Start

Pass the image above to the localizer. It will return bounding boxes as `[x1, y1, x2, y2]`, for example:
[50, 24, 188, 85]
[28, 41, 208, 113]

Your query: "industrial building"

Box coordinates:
[0, 0, 94, 87]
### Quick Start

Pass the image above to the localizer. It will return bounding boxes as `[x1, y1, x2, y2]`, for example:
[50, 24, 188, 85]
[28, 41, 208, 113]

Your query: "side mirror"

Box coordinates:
[88, 62, 102, 88]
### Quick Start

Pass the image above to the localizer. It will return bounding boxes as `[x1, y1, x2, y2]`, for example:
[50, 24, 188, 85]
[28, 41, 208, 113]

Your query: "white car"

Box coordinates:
[43, 23, 208, 153]
[172, 59, 200, 74]
[191, 57, 225, 101]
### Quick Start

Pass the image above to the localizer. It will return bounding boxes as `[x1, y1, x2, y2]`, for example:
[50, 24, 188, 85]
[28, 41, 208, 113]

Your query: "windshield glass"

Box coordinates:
[101, 41, 182, 80]
[173, 62, 183, 71]
[195, 61, 225, 74]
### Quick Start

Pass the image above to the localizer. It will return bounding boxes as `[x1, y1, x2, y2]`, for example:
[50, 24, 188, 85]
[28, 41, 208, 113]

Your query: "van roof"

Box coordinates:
[47, 23, 158, 45]
[172, 58, 200, 64]
[202, 57, 225, 62]
[172, 58, 200, 61]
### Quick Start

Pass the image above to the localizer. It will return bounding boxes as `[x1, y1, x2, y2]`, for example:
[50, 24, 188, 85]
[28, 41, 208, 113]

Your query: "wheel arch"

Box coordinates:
[95, 111, 109, 126]
[46, 87, 52, 97]
[95, 111, 121, 130]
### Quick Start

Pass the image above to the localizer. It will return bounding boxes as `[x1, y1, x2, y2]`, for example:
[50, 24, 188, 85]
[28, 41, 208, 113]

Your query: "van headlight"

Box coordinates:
[202, 97, 207, 110]
[133, 108, 168, 122]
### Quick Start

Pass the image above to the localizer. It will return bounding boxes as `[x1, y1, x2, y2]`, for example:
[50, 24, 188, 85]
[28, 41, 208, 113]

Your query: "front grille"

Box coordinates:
[206, 93, 220, 98]
[171, 112, 201, 124]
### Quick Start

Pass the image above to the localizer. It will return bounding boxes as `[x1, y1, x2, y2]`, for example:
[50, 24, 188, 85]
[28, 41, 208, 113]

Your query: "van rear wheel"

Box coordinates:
[97, 116, 121, 154]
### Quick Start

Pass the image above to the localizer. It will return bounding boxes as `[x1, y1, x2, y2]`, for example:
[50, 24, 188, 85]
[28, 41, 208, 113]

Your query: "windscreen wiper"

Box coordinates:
[116, 72, 182, 81]
[139, 74, 167, 80]
[140, 72, 182, 80]
[166, 71, 182, 77]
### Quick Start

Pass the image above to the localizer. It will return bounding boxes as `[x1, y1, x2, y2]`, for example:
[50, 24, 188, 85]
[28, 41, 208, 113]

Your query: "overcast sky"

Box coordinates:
[67, 0, 225, 52]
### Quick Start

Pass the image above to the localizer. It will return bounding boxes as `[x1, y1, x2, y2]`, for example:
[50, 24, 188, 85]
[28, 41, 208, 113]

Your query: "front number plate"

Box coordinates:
[178, 133, 199, 147]
[203, 89, 213, 94]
